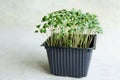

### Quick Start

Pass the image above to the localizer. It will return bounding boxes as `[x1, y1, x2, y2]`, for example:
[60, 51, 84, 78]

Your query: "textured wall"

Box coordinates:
[0, 0, 120, 28]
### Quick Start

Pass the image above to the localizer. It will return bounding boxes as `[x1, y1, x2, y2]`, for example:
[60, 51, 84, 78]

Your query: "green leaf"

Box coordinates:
[68, 28, 76, 33]
[96, 27, 103, 34]
[42, 16, 48, 21]
[48, 20, 55, 25]
[34, 30, 38, 33]
[66, 23, 71, 27]
[36, 24, 40, 28]
[40, 28, 46, 33]
[54, 24, 58, 27]
[92, 14, 97, 18]
[43, 23, 49, 28]
[80, 27, 84, 31]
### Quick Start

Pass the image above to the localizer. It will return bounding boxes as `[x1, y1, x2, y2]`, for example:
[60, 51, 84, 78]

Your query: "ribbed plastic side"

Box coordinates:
[45, 47, 92, 78]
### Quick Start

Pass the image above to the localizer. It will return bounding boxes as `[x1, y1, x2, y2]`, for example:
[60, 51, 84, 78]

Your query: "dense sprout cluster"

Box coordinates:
[35, 9, 103, 48]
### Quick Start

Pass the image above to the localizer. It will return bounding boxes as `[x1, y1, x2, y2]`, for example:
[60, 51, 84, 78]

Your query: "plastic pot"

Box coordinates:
[41, 35, 96, 78]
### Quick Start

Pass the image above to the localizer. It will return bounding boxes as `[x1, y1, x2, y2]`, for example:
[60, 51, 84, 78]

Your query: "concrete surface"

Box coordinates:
[0, 0, 120, 80]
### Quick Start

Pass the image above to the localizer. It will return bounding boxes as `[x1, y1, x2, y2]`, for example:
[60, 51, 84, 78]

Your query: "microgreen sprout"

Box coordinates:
[35, 9, 103, 48]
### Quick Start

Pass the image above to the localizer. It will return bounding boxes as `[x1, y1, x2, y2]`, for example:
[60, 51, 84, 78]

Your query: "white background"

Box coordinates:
[0, 0, 120, 80]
